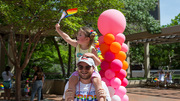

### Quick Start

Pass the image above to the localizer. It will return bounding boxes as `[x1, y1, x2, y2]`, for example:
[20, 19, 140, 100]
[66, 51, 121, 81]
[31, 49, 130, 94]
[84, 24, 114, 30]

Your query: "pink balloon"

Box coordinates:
[115, 86, 127, 98]
[116, 69, 127, 80]
[104, 51, 115, 62]
[110, 59, 123, 72]
[121, 43, 128, 52]
[105, 69, 115, 80]
[111, 95, 121, 101]
[110, 77, 121, 89]
[102, 77, 110, 86]
[98, 9, 126, 36]
[121, 78, 128, 87]
[98, 36, 104, 44]
[99, 70, 105, 78]
[101, 60, 110, 71]
[115, 33, 125, 45]
[121, 94, 129, 101]
[108, 86, 115, 97]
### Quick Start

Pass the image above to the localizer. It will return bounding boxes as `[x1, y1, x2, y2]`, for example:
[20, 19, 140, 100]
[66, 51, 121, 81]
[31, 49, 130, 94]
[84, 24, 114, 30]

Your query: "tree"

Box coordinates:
[0, 0, 162, 100]
[0, 0, 59, 100]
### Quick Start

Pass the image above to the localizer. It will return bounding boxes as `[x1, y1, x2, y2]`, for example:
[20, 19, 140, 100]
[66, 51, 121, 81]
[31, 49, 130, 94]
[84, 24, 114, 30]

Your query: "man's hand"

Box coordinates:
[65, 88, 74, 101]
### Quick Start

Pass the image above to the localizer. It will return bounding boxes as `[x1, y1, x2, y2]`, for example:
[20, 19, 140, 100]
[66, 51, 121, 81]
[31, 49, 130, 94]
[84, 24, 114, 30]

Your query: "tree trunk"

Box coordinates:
[52, 37, 65, 77]
[67, 44, 71, 77]
[15, 67, 22, 101]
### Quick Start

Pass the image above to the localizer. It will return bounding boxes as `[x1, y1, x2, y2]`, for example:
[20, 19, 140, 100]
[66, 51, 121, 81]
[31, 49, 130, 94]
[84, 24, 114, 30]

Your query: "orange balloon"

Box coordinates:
[115, 51, 126, 62]
[99, 43, 110, 54]
[110, 42, 121, 53]
[104, 33, 115, 44]
[122, 61, 128, 70]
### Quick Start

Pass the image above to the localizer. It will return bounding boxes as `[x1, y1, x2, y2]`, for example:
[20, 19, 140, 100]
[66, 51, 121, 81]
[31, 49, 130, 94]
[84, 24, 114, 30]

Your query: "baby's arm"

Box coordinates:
[92, 72, 105, 101]
[55, 24, 77, 47]
[65, 72, 79, 101]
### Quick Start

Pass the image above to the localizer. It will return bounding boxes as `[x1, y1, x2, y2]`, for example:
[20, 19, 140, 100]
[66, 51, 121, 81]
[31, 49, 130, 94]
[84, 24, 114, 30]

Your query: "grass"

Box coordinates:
[127, 77, 146, 80]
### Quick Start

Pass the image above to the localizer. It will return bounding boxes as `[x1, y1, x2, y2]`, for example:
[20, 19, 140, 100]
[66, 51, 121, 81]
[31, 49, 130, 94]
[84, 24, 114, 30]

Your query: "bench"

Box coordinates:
[145, 78, 180, 88]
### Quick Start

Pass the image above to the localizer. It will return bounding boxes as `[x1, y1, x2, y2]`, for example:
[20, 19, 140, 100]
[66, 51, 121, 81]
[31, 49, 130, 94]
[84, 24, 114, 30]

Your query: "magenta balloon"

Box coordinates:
[115, 33, 125, 45]
[104, 51, 115, 62]
[121, 78, 128, 87]
[110, 77, 121, 89]
[101, 60, 110, 71]
[110, 59, 123, 72]
[99, 70, 105, 77]
[98, 36, 104, 44]
[105, 69, 115, 80]
[121, 43, 128, 52]
[115, 86, 127, 98]
[116, 69, 126, 80]
[98, 9, 126, 36]
[121, 94, 129, 101]
[102, 77, 110, 86]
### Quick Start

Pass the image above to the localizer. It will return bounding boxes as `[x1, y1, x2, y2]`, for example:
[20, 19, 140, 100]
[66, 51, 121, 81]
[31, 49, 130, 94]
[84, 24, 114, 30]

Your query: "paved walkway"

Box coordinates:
[127, 87, 180, 101]
[0, 87, 180, 101]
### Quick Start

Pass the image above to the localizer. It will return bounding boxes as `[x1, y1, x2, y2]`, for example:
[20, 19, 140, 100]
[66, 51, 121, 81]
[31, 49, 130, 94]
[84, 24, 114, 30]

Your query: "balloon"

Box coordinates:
[104, 51, 115, 62]
[112, 95, 121, 101]
[105, 69, 115, 80]
[99, 70, 105, 77]
[98, 9, 126, 36]
[110, 59, 123, 72]
[110, 77, 121, 89]
[121, 43, 128, 52]
[116, 69, 127, 80]
[122, 61, 128, 70]
[110, 42, 121, 53]
[121, 78, 128, 87]
[115, 51, 126, 62]
[115, 86, 127, 98]
[98, 36, 104, 44]
[102, 77, 110, 86]
[104, 33, 115, 44]
[121, 94, 129, 101]
[115, 33, 125, 45]
[108, 86, 115, 97]
[101, 60, 110, 71]
[99, 43, 110, 54]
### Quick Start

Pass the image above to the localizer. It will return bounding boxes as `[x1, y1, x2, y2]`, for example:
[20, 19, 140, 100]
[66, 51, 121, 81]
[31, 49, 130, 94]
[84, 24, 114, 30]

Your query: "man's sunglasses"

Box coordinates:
[77, 65, 92, 70]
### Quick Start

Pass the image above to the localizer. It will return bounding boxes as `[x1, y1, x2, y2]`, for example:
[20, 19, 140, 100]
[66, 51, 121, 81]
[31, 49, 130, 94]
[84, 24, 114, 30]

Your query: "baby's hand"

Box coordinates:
[83, 53, 94, 58]
[55, 23, 60, 28]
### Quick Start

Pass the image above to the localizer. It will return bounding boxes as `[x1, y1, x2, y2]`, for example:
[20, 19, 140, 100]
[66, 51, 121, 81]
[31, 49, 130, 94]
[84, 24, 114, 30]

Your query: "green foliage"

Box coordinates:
[0, 0, 57, 34]
[162, 13, 180, 27]
[123, 0, 161, 34]
[28, 37, 75, 74]
[150, 43, 180, 69]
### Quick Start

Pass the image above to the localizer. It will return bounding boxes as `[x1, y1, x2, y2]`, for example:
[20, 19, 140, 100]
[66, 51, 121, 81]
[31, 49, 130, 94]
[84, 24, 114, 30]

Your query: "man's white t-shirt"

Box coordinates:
[63, 81, 111, 101]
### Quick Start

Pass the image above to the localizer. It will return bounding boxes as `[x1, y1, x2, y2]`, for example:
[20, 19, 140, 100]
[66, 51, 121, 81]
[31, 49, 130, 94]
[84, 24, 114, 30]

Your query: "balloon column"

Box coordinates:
[98, 9, 129, 101]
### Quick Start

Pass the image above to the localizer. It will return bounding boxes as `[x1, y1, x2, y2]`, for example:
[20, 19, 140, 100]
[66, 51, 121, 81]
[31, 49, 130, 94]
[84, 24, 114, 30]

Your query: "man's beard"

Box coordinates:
[79, 73, 92, 80]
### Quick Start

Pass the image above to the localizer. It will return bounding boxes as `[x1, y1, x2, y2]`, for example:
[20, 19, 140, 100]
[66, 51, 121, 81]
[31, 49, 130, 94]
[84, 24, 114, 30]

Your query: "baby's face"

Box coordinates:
[77, 30, 87, 44]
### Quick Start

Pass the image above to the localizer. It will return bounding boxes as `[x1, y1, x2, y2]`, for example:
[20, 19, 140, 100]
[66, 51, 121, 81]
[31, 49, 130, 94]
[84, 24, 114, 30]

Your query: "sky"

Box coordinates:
[160, 0, 180, 26]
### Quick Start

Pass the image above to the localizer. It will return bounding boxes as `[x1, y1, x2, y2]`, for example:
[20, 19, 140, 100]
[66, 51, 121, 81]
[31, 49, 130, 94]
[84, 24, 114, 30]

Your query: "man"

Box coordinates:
[62, 56, 111, 101]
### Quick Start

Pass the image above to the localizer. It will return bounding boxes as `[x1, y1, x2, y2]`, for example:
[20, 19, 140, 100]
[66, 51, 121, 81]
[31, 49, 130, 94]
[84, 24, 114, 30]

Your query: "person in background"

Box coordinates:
[2, 66, 14, 100]
[164, 72, 173, 88]
[24, 80, 30, 97]
[156, 69, 165, 88]
[30, 66, 44, 101]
